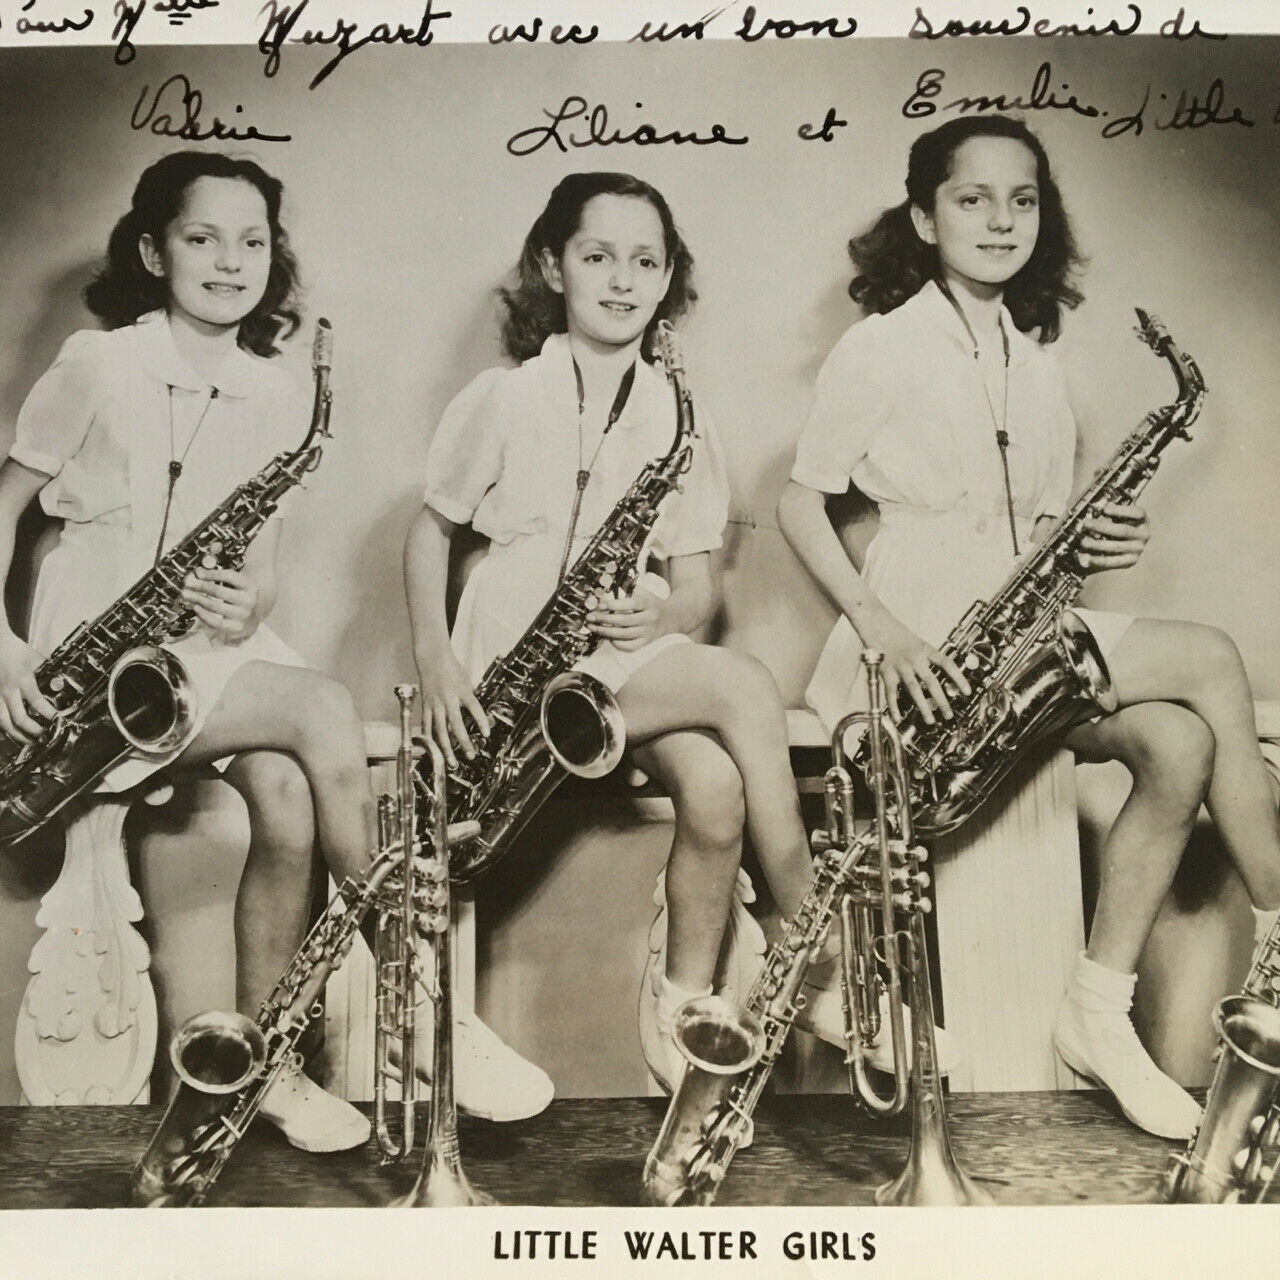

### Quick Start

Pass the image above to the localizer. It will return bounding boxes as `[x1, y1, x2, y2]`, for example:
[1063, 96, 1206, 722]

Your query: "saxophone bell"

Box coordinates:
[170, 1011, 269, 1095]
[1168, 994, 1280, 1203]
[539, 670, 626, 780]
[106, 645, 198, 755]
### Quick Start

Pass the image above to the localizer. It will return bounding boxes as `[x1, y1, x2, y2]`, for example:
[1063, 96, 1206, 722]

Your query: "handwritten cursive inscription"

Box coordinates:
[154, 0, 219, 23]
[1102, 79, 1254, 138]
[735, 5, 857, 40]
[15, 1, 94, 34]
[903, 63, 1101, 120]
[908, 4, 1141, 37]
[507, 97, 749, 157]
[131, 73, 292, 142]
[111, 0, 144, 63]
[257, 0, 453, 89]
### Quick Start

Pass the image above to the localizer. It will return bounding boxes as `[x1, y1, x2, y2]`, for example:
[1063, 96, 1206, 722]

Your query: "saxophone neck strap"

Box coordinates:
[155, 384, 219, 567]
[935, 278, 1019, 557]
[558, 356, 638, 584]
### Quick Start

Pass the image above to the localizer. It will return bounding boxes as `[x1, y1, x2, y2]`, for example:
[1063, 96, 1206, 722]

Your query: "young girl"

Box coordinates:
[0, 151, 378, 1152]
[777, 116, 1280, 1140]
[405, 171, 840, 1094]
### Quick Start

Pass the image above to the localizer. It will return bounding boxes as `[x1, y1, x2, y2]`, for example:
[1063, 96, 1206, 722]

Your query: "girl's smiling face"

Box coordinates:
[541, 193, 673, 355]
[139, 176, 272, 334]
[911, 135, 1041, 297]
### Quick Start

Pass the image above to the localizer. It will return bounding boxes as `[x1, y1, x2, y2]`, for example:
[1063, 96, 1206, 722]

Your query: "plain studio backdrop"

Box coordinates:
[0, 35, 1276, 1102]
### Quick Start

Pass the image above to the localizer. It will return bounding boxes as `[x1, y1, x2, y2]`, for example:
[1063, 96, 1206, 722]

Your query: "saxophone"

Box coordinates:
[0, 321, 336, 848]
[644, 655, 990, 1207]
[1166, 921, 1280, 1202]
[644, 311, 1204, 1206]
[442, 320, 698, 884]
[852, 310, 1205, 837]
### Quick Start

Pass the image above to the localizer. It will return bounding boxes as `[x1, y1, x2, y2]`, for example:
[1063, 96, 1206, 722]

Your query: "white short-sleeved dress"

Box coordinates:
[792, 280, 1131, 732]
[423, 333, 730, 690]
[10, 311, 307, 791]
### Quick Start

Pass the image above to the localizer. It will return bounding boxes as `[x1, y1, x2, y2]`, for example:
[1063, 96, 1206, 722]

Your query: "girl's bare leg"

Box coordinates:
[616, 645, 814, 921]
[223, 750, 317, 1015]
[1096, 619, 1280, 908]
[1055, 690, 1218, 1140]
[174, 662, 375, 1152]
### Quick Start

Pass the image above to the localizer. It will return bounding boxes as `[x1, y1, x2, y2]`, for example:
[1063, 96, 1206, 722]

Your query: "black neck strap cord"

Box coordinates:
[557, 356, 637, 583]
[155, 384, 218, 566]
[937, 279, 1019, 557]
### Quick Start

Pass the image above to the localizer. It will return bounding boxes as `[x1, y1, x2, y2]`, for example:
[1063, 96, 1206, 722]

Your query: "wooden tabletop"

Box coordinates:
[0, 1089, 1200, 1209]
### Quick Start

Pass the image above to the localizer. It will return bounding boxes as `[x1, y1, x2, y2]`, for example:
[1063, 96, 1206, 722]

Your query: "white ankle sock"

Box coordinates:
[1068, 951, 1137, 1011]
[656, 975, 712, 1029]
[1252, 905, 1279, 946]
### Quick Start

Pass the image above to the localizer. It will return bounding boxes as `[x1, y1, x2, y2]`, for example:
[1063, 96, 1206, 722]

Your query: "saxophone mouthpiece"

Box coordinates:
[1134, 308, 1168, 353]
[312, 318, 334, 372]
[656, 320, 684, 374]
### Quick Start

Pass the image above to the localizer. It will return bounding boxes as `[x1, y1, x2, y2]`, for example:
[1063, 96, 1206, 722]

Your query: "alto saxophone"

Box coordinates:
[645, 654, 989, 1206]
[0, 321, 336, 848]
[850, 310, 1205, 837]
[442, 320, 699, 884]
[1166, 920, 1280, 1202]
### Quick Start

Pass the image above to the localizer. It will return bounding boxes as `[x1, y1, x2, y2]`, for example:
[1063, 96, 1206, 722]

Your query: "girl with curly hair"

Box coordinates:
[778, 117, 1280, 1139]
[406, 171, 836, 1095]
[0, 151, 378, 1152]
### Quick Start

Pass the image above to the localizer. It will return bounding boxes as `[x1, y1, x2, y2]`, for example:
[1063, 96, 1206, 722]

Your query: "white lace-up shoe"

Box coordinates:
[259, 1062, 372, 1153]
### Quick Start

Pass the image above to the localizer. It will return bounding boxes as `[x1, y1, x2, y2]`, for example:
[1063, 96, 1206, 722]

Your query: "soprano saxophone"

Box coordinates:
[441, 320, 698, 884]
[851, 310, 1205, 837]
[644, 655, 990, 1207]
[0, 321, 336, 848]
[1166, 921, 1280, 1203]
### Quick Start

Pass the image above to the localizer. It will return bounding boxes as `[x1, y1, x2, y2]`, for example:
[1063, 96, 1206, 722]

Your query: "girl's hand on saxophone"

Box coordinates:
[416, 647, 490, 768]
[850, 603, 971, 726]
[1076, 501, 1150, 573]
[587, 586, 667, 651]
[182, 565, 262, 641]
[0, 630, 55, 743]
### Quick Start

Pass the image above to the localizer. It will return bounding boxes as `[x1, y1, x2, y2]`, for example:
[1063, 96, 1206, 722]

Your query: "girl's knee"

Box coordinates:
[1190, 624, 1246, 689]
[670, 750, 747, 853]
[1121, 704, 1215, 796]
[707, 652, 784, 721]
[230, 753, 315, 863]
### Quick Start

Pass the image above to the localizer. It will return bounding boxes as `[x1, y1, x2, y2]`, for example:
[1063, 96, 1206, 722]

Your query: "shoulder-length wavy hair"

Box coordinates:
[83, 151, 302, 357]
[498, 172, 696, 363]
[848, 116, 1084, 342]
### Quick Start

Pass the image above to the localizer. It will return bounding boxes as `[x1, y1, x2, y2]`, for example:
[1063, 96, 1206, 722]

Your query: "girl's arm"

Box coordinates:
[180, 522, 281, 644]
[0, 458, 60, 740]
[404, 504, 490, 766]
[587, 551, 717, 650]
[776, 478, 969, 723]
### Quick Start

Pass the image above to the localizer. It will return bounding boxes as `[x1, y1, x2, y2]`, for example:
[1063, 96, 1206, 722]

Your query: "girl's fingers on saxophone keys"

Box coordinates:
[2, 688, 41, 740]
[446, 700, 477, 760]
[462, 692, 491, 740]
[920, 661, 954, 720]
[20, 674, 55, 722]
[899, 668, 935, 725]
[428, 704, 458, 769]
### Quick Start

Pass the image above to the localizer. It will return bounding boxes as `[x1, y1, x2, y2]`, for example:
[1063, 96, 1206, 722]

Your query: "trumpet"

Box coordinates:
[644, 653, 989, 1205]
[828, 654, 989, 1204]
[390, 691, 492, 1206]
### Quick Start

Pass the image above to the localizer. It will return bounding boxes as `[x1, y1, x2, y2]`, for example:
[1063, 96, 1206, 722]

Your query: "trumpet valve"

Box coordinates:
[909, 845, 929, 863]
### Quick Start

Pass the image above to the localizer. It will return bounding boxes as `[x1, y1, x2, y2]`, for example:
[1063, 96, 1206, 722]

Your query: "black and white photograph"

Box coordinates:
[0, 1, 1277, 1273]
